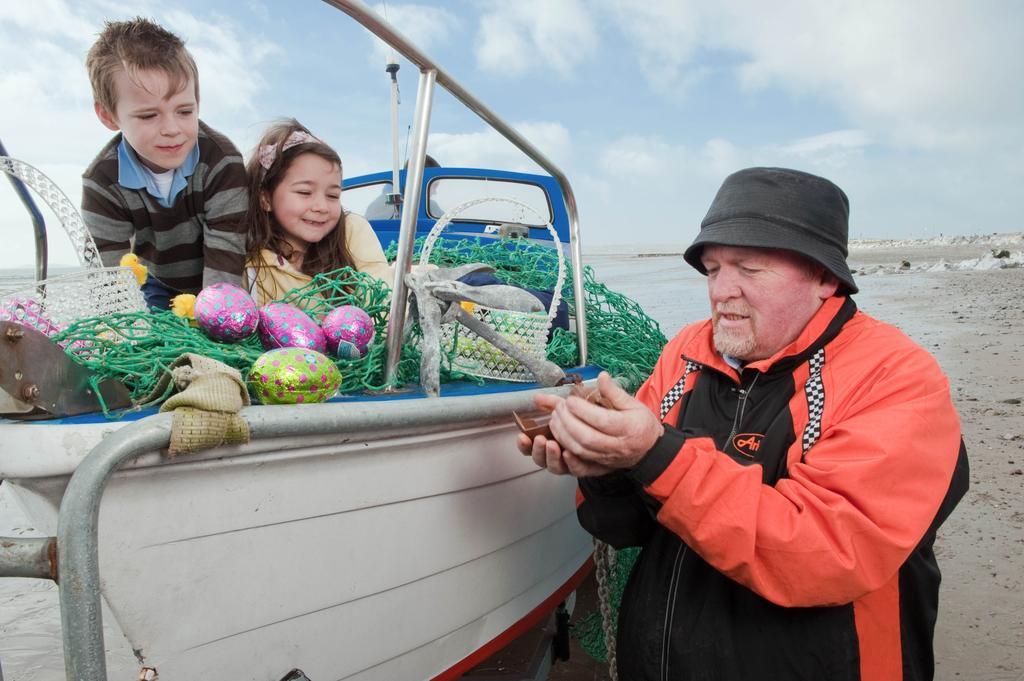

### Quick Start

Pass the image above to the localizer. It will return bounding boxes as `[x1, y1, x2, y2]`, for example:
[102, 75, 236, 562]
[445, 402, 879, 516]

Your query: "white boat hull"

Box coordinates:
[2, 400, 592, 680]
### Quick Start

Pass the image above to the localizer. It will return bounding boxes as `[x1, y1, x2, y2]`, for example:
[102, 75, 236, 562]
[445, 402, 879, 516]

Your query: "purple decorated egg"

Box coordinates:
[258, 302, 326, 352]
[247, 347, 342, 405]
[194, 283, 258, 342]
[322, 305, 375, 359]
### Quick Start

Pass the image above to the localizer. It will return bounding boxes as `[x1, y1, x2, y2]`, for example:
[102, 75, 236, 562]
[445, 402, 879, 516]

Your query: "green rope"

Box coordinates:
[54, 239, 666, 414]
[53, 311, 266, 406]
[547, 267, 664, 392]
[388, 236, 563, 289]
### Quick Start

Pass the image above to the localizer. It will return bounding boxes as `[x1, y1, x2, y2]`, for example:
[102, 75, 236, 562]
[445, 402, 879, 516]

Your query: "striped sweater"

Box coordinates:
[81, 121, 248, 294]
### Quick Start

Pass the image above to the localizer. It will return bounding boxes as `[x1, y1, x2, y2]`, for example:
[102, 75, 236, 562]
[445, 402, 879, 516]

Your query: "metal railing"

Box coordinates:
[321, 0, 590, 381]
[0, 139, 48, 283]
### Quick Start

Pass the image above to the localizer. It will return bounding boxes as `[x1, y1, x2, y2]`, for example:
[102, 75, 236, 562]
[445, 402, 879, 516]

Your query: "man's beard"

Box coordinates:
[712, 313, 756, 359]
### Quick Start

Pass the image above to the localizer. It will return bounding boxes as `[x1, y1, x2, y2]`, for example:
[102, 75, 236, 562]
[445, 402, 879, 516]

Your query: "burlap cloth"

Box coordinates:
[144, 353, 251, 456]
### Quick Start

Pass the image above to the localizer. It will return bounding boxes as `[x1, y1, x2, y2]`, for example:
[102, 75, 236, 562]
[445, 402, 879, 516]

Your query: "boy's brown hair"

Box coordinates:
[86, 17, 200, 114]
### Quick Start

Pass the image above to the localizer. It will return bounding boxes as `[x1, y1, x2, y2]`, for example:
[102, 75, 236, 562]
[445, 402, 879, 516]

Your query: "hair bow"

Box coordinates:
[257, 131, 320, 170]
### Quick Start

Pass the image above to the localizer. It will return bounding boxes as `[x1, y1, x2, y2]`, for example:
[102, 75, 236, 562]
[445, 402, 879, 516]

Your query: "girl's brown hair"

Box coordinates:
[244, 118, 354, 277]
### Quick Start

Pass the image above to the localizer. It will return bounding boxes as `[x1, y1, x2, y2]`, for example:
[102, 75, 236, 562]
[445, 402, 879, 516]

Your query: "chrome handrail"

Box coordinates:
[321, 0, 589, 377]
[0, 139, 48, 283]
[385, 68, 435, 382]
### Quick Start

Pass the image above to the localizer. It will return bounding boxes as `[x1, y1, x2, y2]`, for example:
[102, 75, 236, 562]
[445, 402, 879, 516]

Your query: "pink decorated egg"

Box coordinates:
[258, 302, 326, 352]
[194, 283, 258, 342]
[248, 347, 341, 405]
[322, 305, 375, 359]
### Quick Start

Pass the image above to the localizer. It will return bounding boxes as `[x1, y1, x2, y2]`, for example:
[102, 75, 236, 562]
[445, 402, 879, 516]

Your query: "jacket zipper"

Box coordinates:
[660, 544, 687, 681]
[726, 371, 760, 443]
[658, 365, 753, 678]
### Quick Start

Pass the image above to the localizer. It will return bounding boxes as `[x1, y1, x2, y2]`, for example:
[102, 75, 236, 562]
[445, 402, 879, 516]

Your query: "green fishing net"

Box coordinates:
[55, 238, 666, 410]
[390, 237, 666, 391]
[50, 238, 658, 661]
[52, 267, 402, 407]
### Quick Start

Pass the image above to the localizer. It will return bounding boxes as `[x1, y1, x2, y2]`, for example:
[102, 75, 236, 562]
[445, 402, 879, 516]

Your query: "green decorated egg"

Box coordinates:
[248, 348, 341, 405]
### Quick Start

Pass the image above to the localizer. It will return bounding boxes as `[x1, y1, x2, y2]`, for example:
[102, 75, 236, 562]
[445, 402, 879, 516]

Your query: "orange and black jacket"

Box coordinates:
[578, 295, 968, 681]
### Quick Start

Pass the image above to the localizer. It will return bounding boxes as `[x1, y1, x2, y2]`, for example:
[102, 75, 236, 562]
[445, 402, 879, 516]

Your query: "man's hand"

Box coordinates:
[516, 431, 615, 477]
[516, 372, 663, 475]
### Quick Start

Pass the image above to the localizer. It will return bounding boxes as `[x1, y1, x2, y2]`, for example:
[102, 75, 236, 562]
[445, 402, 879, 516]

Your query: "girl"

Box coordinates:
[243, 119, 393, 306]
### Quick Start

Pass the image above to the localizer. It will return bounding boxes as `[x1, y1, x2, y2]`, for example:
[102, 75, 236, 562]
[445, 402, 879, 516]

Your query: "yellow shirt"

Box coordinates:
[244, 212, 394, 307]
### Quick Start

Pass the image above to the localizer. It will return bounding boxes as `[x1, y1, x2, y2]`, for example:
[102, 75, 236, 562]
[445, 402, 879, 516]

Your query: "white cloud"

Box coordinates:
[367, 3, 461, 69]
[597, 0, 706, 89]
[773, 130, 870, 170]
[476, 15, 530, 77]
[596, 129, 870, 184]
[583, 133, 747, 246]
[599, 136, 671, 177]
[0, 1, 109, 162]
[429, 121, 572, 173]
[0, 0, 98, 41]
[583, 129, 877, 246]
[246, 1, 271, 24]
[718, 0, 1021, 151]
[163, 9, 280, 118]
[598, 135, 749, 184]
[700, 138, 744, 177]
[599, 0, 1024, 152]
[780, 130, 870, 156]
[475, 0, 597, 77]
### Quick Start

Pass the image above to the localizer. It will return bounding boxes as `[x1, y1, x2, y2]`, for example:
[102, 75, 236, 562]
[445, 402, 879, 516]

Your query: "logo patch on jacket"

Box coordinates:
[732, 433, 765, 459]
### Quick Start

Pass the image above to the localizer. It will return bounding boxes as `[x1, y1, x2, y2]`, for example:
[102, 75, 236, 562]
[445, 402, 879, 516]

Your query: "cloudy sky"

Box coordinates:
[0, 0, 1021, 268]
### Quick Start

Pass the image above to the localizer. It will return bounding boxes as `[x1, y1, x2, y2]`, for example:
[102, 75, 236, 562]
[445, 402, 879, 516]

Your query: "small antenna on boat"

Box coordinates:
[386, 56, 401, 212]
[383, 2, 403, 216]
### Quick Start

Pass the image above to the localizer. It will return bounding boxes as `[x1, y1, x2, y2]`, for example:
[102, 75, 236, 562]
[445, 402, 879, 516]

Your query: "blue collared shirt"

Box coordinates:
[116, 138, 199, 208]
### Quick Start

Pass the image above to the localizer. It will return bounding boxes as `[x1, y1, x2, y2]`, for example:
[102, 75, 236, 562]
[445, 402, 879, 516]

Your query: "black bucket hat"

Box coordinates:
[683, 167, 858, 294]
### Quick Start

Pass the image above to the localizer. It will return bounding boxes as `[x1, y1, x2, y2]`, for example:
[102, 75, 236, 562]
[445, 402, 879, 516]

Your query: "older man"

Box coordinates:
[520, 167, 968, 681]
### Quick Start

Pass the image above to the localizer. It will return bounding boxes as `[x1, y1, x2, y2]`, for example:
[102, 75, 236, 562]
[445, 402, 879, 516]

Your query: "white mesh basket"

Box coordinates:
[419, 197, 566, 382]
[0, 156, 147, 336]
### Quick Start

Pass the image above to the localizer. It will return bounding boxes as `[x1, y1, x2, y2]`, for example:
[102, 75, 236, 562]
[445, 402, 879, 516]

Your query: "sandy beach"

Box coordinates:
[849, 241, 1024, 681]
[552, 233, 1024, 681]
[2, 234, 1022, 680]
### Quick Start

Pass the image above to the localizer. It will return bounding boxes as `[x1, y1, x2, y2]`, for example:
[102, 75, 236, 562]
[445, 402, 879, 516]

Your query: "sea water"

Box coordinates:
[0, 266, 85, 297]
[582, 253, 708, 336]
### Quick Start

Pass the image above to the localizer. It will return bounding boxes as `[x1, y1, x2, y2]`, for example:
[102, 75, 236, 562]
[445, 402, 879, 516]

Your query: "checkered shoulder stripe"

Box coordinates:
[660, 360, 700, 420]
[802, 348, 826, 454]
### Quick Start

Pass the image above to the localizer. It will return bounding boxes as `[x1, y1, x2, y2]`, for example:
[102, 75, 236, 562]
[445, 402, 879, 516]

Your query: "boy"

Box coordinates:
[82, 17, 247, 309]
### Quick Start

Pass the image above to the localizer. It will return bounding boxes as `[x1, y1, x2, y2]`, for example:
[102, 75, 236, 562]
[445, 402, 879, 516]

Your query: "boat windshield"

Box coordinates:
[345, 181, 396, 220]
[345, 176, 553, 226]
[426, 177, 552, 224]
